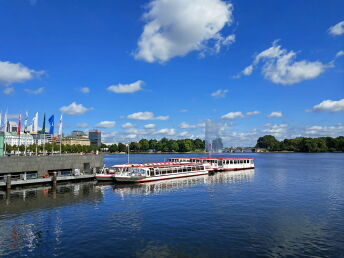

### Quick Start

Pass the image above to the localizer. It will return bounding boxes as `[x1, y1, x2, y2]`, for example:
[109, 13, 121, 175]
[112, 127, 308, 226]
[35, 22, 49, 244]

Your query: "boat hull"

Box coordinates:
[95, 175, 114, 181]
[115, 170, 209, 184]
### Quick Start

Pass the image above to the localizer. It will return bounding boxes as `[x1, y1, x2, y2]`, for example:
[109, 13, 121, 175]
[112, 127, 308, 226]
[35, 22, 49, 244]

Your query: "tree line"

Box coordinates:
[107, 138, 205, 153]
[5, 143, 100, 154]
[256, 135, 344, 152]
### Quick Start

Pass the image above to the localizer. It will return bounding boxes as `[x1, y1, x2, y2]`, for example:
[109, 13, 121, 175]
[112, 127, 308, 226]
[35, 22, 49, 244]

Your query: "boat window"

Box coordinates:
[240, 160, 243, 164]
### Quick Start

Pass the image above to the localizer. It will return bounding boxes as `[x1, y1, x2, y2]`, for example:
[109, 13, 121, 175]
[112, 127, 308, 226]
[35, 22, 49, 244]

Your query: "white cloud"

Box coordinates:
[328, 21, 344, 36]
[238, 41, 328, 85]
[24, 87, 44, 95]
[81, 87, 90, 94]
[263, 123, 288, 135]
[211, 89, 228, 98]
[127, 111, 169, 120]
[180, 109, 188, 112]
[221, 111, 244, 120]
[179, 122, 205, 129]
[107, 80, 143, 94]
[267, 111, 283, 118]
[77, 123, 88, 128]
[122, 122, 135, 128]
[179, 131, 189, 137]
[95, 121, 116, 128]
[102, 131, 118, 143]
[308, 99, 344, 112]
[135, 0, 233, 63]
[154, 128, 176, 136]
[144, 123, 156, 129]
[3, 87, 14, 95]
[246, 111, 260, 116]
[305, 125, 344, 136]
[60, 102, 92, 115]
[336, 50, 344, 58]
[0, 61, 43, 86]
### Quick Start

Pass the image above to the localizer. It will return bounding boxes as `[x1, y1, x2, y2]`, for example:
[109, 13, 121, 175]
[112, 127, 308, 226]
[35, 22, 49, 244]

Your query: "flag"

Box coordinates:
[17, 113, 22, 135]
[24, 112, 28, 133]
[32, 112, 38, 133]
[42, 113, 46, 134]
[48, 115, 54, 135]
[4, 111, 7, 132]
[58, 114, 63, 136]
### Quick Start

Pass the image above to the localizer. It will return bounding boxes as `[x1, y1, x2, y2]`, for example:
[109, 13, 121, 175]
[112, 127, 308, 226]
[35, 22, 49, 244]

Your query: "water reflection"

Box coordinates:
[0, 182, 104, 216]
[113, 169, 255, 197]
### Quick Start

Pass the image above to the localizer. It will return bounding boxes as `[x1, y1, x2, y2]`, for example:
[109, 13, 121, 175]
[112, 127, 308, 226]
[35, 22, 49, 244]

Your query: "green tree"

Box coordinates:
[256, 135, 279, 151]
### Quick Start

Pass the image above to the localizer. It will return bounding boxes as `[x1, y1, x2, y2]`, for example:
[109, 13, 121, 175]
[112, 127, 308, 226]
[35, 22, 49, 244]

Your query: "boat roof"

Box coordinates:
[170, 157, 253, 160]
[111, 161, 198, 169]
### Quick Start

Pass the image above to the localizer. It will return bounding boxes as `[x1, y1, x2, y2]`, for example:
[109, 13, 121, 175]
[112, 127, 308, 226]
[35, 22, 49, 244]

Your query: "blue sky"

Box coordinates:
[0, 0, 343, 146]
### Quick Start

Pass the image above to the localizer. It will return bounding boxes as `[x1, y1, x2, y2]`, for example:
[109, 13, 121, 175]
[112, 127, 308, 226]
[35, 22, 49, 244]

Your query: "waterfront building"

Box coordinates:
[4, 132, 35, 146]
[8, 121, 18, 133]
[62, 136, 90, 146]
[71, 130, 86, 137]
[31, 133, 51, 145]
[89, 130, 101, 147]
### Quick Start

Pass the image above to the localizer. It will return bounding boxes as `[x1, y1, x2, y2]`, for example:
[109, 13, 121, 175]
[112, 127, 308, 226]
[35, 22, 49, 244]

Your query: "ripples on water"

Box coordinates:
[0, 153, 343, 257]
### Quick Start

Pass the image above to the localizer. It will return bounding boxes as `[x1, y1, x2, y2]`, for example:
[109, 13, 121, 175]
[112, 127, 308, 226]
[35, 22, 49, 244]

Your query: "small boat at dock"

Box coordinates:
[168, 157, 255, 172]
[114, 162, 211, 183]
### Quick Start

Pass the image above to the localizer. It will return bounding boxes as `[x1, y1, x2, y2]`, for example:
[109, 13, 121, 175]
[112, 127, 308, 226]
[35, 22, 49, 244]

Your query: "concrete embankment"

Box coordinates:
[0, 154, 104, 188]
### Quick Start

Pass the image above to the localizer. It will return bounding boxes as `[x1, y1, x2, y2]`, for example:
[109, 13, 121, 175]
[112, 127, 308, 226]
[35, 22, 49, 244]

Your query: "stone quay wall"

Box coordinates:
[0, 154, 104, 177]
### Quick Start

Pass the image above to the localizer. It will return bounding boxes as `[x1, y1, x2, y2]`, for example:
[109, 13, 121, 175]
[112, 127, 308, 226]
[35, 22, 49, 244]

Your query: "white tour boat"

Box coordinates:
[168, 157, 255, 172]
[114, 162, 211, 183]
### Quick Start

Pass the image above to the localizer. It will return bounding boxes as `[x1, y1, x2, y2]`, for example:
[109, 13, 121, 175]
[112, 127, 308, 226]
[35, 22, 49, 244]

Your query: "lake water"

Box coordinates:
[1, 153, 344, 257]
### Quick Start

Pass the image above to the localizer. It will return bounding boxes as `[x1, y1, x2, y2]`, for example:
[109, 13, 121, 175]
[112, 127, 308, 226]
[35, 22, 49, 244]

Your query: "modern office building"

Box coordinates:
[89, 130, 101, 147]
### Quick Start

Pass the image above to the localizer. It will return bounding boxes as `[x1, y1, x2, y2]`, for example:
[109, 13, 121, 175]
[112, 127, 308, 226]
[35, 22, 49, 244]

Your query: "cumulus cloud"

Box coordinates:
[135, 0, 234, 63]
[179, 122, 205, 129]
[221, 111, 244, 120]
[328, 21, 344, 36]
[263, 123, 288, 136]
[95, 121, 116, 128]
[307, 99, 344, 112]
[77, 123, 88, 128]
[238, 41, 328, 85]
[3, 87, 14, 95]
[122, 122, 135, 128]
[107, 80, 143, 94]
[127, 111, 169, 120]
[60, 102, 92, 115]
[0, 61, 43, 86]
[221, 111, 260, 120]
[154, 128, 176, 136]
[305, 124, 344, 136]
[336, 50, 344, 58]
[211, 89, 228, 98]
[246, 111, 260, 116]
[24, 87, 44, 95]
[267, 111, 283, 118]
[81, 87, 90, 94]
[180, 109, 188, 112]
[144, 123, 156, 129]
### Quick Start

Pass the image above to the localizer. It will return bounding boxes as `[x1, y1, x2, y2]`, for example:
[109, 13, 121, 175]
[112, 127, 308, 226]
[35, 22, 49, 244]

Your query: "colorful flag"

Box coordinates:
[42, 113, 46, 134]
[48, 115, 54, 135]
[17, 113, 22, 135]
[24, 112, 28, 133]
[58, 114, 63, 136]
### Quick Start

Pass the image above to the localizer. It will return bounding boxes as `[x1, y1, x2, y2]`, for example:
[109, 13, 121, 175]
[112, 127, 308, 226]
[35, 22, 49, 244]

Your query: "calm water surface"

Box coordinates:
[0, 153, 344, 257]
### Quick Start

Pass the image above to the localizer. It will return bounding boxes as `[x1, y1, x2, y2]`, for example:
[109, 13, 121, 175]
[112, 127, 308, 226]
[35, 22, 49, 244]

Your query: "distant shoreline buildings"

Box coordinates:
[0, 111, 102, 156]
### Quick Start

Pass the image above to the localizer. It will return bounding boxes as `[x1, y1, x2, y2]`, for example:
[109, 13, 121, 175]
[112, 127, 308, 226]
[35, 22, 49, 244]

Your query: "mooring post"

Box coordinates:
[6, 175, 11, 190]
[52, 172, 57, 188]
